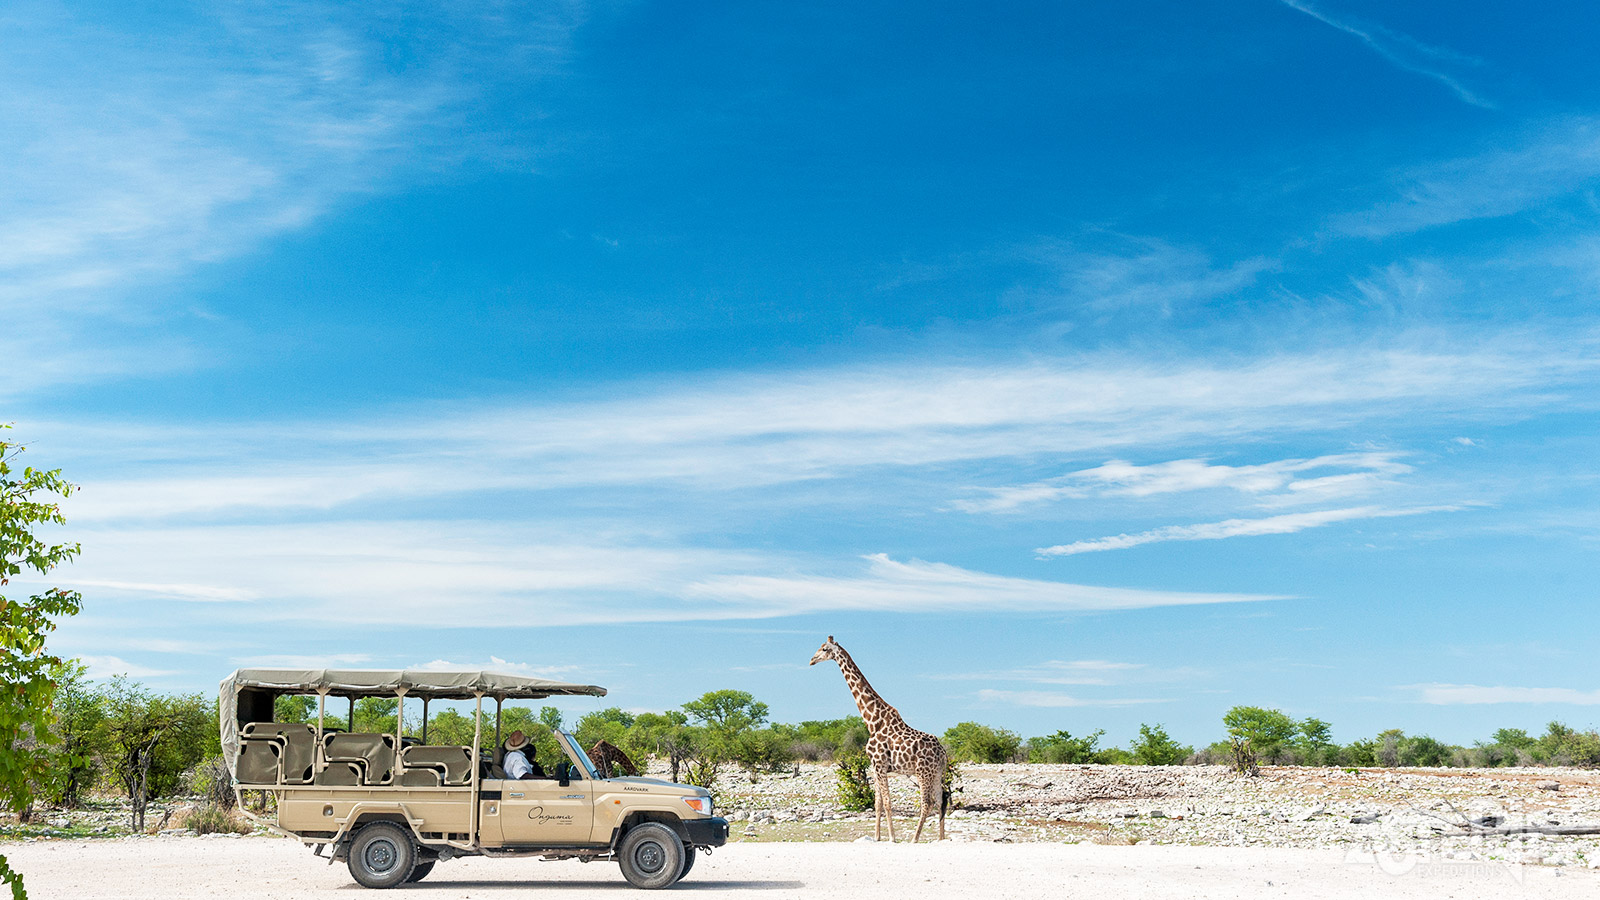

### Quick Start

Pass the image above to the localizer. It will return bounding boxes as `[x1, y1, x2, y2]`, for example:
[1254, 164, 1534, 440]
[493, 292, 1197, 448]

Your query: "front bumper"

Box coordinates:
[683, 816, 729, 847]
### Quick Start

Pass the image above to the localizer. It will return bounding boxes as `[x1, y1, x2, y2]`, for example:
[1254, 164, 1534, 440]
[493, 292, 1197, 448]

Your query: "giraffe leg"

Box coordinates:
[876, 772, 896, 842]
[913, 773, 938, 843]
[873, 772, 885, 841]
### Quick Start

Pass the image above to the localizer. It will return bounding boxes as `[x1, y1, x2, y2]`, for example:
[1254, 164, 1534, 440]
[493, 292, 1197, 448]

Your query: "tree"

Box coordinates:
[1223, 706, 1299, 770]
[0, 428, 84, 900]
[682, 690, 768, 741]
[1296, 717, 1336, 765]
[1028, 729, 1104, 764]
[100, 679, 212, 831]
[43, 663, 103, 808]
[1130, 723, 1191, 766]
[943, 722, 1022, 763]
[538, 706, 564, 732]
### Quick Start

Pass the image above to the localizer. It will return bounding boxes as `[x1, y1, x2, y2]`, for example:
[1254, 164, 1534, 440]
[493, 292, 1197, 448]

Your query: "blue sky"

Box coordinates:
[6, 0, 1600, 747]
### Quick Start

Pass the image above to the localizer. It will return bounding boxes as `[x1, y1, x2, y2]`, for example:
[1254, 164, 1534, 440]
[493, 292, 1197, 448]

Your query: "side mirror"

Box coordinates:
[556, 762, 570, 787]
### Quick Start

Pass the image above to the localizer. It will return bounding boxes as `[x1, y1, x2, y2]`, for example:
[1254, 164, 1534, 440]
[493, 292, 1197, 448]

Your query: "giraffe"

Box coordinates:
[587, 739, 640, 778]
[810, 635, 947, 842]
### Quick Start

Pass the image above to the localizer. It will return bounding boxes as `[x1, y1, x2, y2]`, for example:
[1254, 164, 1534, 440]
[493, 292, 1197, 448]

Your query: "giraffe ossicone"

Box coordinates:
[810, 635, 947, 842]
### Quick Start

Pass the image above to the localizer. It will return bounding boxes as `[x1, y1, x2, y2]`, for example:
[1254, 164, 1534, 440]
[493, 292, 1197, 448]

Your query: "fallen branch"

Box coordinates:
[1449, 824, 1600, 837]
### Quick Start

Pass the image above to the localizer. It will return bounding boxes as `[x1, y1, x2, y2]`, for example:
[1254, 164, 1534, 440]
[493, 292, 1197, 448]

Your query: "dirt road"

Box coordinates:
[7, 835, 1594, 899]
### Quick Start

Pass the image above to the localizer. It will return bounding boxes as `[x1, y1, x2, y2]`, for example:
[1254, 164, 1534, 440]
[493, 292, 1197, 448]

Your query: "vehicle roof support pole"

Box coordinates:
[469, 692, 483, 849]
[396, 688, 407, 750]
[315, 689, 327, 774]
[421, 697, 429, 744]
[348, 696, 355, 732]
[494, 696, 503, 748]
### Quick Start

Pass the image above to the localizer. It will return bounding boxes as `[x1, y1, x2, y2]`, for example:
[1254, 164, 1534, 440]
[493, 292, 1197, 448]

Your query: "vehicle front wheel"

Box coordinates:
[347, 822, 417, 889]
[618, 822, 685, 889]
[677, 845, 696, 882]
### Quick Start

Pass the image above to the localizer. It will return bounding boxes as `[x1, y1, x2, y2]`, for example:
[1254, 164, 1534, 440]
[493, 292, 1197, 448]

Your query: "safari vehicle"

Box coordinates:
[220, 668, 728, 889]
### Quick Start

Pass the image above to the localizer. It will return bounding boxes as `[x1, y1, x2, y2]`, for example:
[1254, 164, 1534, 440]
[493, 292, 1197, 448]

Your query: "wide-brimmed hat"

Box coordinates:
[504, 732, 529, 751]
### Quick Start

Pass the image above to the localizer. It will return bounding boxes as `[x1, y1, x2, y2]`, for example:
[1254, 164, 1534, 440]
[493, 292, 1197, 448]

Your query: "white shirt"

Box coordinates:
[504, 748, 533, 779]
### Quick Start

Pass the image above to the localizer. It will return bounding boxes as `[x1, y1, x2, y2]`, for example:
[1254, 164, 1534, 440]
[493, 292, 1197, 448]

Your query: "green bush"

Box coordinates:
[943, 722, 1022, 763]
[734, 729, 797, 774]
[186, 803, 250, 835]
[835, 751, 875, 811]
[1027, 729, 1104, 764]
[1130, 724, 1191, 766]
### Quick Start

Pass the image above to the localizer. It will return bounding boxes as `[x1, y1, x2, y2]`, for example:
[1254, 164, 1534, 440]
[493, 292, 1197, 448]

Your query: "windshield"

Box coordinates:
[557, 729, 602, 780]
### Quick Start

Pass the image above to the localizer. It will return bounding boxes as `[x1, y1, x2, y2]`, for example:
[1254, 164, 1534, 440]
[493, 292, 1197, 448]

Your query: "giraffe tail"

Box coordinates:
[940, 784, 950, 819]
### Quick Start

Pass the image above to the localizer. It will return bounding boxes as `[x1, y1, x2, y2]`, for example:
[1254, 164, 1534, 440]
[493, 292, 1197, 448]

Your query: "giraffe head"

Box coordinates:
[809, 635, 842, 666]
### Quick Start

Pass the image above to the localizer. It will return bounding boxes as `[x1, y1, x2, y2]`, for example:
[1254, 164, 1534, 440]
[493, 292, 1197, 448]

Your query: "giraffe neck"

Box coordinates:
[835, 646, 900, 729]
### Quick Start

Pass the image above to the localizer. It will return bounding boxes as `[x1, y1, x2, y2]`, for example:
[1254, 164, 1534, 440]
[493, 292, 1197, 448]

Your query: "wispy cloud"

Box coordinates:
[957, 452, 1410, 513]
[1414, 683, 1600, 705]
[1013, 239, 1273, 316]
[1278, 0, 1493, 109]
[1332, 120, 1600, 238]
[43, 333, 1600, 521]
[39, 525, 1276, 627]
[935, 659, 1149, 686]
[79, 655, 177, 680]
[0, 1, 584, 395]
[1036, 504, 1460, 556]
[975, 688, 1168, 708]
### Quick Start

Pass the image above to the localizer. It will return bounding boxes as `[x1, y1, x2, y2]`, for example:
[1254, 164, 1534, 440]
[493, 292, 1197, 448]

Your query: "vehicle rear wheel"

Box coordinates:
[677, 845, 696, 882]
[347, 822, 416, 889]
[405, 860, 435, 883]
[618, 822, 685, 889]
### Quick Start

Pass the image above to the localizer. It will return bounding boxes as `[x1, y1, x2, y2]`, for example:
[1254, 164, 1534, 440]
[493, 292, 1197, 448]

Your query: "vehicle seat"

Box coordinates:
[242, 722, 316, 783]
[323, 733, 396, 785]
[314, 761, 362, 785]
[236, 739, 281, 784]
[402, 745, 474, 786]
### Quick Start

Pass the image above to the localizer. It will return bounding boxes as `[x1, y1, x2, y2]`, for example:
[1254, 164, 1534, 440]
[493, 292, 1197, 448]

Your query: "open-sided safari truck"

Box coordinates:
[220, 668, 728, 889]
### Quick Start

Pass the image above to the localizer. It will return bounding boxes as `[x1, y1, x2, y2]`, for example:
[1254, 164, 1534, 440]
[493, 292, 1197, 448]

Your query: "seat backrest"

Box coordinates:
[313, 761, 362, 786]
[324, 733, 396, 785]
[237, 738, 281, 784]
[242, 723, 316, 783]
[402, 745, 474, 786]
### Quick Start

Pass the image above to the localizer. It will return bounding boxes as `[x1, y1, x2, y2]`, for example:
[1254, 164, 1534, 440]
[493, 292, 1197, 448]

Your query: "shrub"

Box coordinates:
[1222, 706, 1298, 765]
[1028, 730, 1104, 764]
[183, 757, 235, 810]
[835, 751, 875, 811]
[186, 803, 250, 835]
[734, 729, 797, 774]
[943, 722, 1022, 763]
[1130, 724, 1191, 766]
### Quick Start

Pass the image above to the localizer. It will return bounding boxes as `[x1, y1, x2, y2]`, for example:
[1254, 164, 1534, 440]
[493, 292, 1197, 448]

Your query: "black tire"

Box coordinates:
[347, 822, 417, 889]
[677, 845, 696, 882]
[405, 860, 435, 883]
[618, 822, 685, 890]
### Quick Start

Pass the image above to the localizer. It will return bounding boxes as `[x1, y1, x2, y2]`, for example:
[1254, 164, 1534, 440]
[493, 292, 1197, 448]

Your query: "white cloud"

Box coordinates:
[233, 653, 375, 668]
[1415, 683, 1600, 705]
[1277, 0, 1492, 109]
[1017, 239, 1273, 315]
[41, 524, 1275, 626]
[935, 659, 1148, 686]
[70, 579, 256, 603]
[1331, 120, 1600, 238]
[79, 655, 177, 680]
[958, 452, 1410, 513]
[975, 688, 1168, 708]
[685, 554, 1276, 616]
[1036, 504, 1459, 556]
[0, 2, 584, 397]
[44, 334, 1600, 522]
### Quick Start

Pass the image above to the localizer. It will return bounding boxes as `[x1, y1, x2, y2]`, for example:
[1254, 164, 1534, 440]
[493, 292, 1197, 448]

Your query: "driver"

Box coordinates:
[502, 731, 546, 779]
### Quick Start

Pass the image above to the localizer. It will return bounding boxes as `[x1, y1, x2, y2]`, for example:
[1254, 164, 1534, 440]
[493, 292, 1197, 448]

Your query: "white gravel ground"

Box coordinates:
[7, 835, 1597, 899]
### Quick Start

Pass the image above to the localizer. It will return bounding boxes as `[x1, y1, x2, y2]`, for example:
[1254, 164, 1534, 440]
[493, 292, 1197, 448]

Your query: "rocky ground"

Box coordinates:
[713, 762, 1600, 869]
[9, 762, 1600, 873]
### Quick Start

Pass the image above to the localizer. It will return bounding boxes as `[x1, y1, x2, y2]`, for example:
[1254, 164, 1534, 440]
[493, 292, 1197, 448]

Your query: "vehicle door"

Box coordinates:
[498, 765, 594, 845]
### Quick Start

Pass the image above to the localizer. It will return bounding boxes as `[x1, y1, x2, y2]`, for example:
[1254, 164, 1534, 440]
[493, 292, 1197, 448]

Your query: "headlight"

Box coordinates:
[682, 795, 712, 815]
